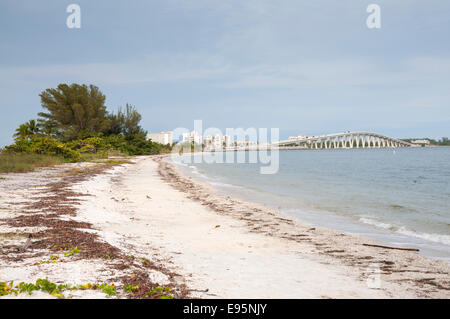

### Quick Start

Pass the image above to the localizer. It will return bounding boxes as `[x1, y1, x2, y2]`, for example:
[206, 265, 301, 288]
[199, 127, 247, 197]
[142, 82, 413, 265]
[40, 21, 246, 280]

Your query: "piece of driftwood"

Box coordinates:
[363, 243, 419, 252]
[189, 288, 209, 293]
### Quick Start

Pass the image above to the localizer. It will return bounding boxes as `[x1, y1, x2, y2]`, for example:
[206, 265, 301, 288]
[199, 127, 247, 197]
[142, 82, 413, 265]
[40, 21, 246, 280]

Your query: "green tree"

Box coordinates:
[37, 118, 59, 138]
[104, 104, 145, 137]
[105, 109, 125, 135]
[38, 84, 110, 140]
[13, 120, 40, 140]
[123, 103, 145, 136]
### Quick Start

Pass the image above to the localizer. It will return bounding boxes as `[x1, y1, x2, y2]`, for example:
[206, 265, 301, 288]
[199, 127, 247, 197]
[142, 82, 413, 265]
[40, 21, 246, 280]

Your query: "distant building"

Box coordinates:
[203, 135, 213, 145]
[411, 139, 431, 146]
[203, 134, 231, 150]
[146, 131, 173, 145]
[289, 134, 307, 140]
[182, 131, 202, 144]
[223, 135, 231, 147]
[235, 139, 257, 147]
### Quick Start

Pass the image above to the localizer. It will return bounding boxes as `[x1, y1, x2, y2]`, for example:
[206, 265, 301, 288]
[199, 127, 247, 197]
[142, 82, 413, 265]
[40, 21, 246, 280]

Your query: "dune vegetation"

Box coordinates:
[0, 83, 172, 173]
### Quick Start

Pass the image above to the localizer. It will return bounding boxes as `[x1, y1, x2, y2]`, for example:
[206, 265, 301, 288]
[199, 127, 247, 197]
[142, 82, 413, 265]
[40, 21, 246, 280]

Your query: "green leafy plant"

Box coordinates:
[64, 246, 80, 257]
[98, 283, 116, 296]
[124, 284, 139, 293]
[144, 285, 174, 299]
[1, 279, 118, 298]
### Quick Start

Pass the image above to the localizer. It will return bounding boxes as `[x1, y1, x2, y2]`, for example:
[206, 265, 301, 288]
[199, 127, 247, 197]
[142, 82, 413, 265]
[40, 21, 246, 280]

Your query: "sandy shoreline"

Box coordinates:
[1, 155, 449, 298]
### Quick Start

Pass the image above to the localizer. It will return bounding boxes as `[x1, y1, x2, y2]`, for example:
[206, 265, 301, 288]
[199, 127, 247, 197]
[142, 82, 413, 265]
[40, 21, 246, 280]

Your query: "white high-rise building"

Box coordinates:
[213, 134, 223, 148]
[146, 131, 173, 145]
[223, 135, 231, 147]
[182, 131, 202, 144]
[203, 134, 231, 149]
[203, 135, 213, 145]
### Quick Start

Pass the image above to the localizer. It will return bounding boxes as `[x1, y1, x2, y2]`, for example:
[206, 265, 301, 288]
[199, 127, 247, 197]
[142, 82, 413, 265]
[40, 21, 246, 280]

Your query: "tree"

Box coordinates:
[105, 109, 125, 136]
[123, 104, 145, 136]
[38, 84, 110, 140]
[104, 104, 145, 137]
[13, 120, 40, 140]
[37, 118, 60, 138]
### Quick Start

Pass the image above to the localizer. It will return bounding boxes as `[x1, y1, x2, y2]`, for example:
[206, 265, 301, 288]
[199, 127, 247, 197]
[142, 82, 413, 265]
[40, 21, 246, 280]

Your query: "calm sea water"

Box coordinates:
[172, 147, 450, 260]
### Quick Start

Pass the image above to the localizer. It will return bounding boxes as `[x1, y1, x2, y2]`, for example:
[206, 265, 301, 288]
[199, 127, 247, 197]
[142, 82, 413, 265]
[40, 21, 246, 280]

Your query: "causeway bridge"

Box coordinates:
[274, 132, 412, 149]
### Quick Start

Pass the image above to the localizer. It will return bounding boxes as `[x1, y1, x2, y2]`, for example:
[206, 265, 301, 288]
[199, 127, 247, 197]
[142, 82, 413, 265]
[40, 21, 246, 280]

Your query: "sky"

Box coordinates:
[0, 0, 449, 146]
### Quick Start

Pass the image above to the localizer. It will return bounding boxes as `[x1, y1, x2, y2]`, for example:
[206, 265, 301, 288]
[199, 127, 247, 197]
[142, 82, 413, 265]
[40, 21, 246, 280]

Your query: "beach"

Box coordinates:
[0, 155, 449, 298]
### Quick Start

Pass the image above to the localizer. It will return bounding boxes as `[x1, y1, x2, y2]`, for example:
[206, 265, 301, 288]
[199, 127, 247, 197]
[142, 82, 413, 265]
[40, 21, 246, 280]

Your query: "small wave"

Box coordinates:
[359, 217, 399, 231]
[172, 160, 240, 191]
[359, 217, 450, 246]
[396, 227, 450, 246]
[188, 165, 199, 173]
[186, 166, 210, 179]
[208, 181, 236, 188]
[171, 160, 188, 167]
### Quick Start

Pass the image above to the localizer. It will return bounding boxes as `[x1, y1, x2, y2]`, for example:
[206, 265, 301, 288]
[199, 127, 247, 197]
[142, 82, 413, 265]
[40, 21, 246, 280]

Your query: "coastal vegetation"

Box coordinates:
[0, 152, 64, 173]
[0, 279, 175, 299]
[0, 278, 117, 298]
[0, 83, 172, 173]
[402, 137, 450, 146]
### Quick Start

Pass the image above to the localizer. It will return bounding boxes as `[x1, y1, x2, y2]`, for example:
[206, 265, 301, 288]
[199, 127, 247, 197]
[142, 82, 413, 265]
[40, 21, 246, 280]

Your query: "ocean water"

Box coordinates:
[171, 147, 450, 260]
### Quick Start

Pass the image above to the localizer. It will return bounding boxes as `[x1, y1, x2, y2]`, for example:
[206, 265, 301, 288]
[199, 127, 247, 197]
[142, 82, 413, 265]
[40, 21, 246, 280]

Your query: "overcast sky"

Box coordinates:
[1, 0, 449, 146]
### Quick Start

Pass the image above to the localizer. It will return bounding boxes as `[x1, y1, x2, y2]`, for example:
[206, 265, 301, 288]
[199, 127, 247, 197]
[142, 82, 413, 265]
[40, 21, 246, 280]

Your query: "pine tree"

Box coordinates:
[38, 84, 110, 140]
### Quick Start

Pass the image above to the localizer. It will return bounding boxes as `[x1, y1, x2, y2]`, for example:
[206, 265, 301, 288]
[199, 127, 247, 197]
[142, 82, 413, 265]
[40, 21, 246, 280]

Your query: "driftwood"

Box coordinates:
[363, 243, 419, 252]
[189, 288, 209, 293]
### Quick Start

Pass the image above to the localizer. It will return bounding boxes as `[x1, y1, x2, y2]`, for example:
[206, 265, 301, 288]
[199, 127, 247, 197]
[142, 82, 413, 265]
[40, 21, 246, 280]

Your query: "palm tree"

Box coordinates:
[14, 124, 30, 140]
[27, 120, 39, 135]
[13, 120, 40, 140]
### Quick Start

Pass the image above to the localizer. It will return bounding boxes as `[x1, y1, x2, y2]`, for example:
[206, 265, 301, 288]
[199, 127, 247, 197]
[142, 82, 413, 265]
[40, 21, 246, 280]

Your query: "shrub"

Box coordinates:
[2, 133, 171, 171]
[5, 137, 81, 162]
[103, 134, 170, 156]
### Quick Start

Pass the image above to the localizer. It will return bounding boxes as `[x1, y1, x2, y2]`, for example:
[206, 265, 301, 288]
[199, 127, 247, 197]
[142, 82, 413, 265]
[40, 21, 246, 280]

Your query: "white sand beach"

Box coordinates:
[0, 156, 449, 298]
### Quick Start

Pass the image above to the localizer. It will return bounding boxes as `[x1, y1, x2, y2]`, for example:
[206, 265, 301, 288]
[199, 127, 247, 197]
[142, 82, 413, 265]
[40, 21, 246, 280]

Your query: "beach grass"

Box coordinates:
[0, 149, 132, 174]
[0, 152, 64, 173]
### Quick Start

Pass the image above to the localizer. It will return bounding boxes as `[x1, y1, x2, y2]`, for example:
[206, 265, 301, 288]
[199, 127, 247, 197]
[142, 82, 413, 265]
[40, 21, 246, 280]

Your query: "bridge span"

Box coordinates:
[275, 132, 412, 149]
